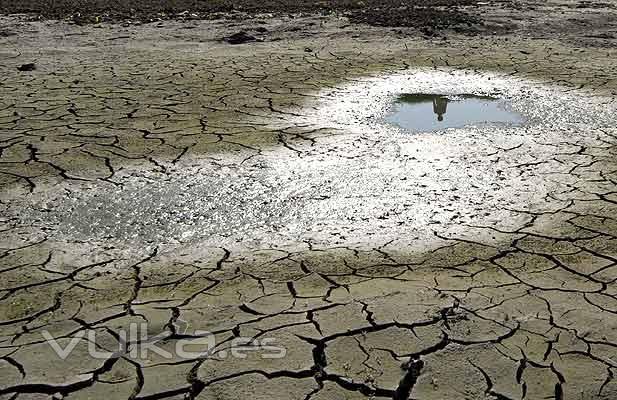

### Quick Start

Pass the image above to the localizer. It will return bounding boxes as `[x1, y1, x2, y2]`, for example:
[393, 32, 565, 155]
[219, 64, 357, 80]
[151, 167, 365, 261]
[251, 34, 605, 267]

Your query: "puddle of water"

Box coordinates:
[385, 93, 524, 132]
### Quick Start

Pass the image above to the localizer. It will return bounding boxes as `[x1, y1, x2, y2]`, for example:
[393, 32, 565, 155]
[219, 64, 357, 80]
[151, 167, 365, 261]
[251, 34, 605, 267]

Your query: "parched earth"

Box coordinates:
[1, 2, 617, 400]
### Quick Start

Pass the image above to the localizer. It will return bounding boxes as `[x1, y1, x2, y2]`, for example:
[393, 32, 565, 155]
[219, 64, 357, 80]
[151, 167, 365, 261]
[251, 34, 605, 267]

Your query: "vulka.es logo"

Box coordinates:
[41, 320, 286, 360]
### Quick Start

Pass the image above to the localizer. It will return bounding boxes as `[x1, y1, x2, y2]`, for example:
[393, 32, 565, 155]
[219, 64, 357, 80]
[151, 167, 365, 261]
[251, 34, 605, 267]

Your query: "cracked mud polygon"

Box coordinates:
[1, 0, 617, 399]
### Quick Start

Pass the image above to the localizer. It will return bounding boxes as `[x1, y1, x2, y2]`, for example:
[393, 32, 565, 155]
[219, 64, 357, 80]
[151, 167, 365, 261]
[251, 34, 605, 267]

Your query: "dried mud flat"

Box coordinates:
[1, 1, 617, 399]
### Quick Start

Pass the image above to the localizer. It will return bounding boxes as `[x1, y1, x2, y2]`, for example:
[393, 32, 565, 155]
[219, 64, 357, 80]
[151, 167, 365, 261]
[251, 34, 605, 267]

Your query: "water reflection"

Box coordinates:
[386, 93, 523, 132]
[432, 96, 448, 121]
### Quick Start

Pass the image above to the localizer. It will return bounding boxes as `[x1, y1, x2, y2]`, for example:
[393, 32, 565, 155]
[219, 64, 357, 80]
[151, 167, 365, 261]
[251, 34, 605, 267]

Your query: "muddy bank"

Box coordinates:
[0, 0, 490, 31]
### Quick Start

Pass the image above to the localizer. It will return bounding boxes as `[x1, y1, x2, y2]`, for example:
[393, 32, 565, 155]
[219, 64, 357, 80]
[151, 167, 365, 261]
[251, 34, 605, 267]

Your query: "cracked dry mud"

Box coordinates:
[1, 4, 617, 400]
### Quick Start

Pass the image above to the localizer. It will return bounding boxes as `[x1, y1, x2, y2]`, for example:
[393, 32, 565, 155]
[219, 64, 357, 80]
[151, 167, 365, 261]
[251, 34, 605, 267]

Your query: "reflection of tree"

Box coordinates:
[432, 96, 448, 121]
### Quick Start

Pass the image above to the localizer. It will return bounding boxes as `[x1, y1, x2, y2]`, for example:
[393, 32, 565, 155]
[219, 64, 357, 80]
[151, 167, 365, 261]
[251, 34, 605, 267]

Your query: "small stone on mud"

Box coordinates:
[224, 31, 258, 44]
[17, 63, 36, 71]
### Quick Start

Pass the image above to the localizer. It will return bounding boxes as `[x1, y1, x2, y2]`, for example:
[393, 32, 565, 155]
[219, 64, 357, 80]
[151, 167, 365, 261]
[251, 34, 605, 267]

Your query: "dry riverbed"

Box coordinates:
[1, 1, 617, 399]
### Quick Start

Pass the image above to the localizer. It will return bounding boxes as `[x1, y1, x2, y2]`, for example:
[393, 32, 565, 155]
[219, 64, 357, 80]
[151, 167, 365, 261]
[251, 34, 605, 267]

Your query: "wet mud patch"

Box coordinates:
[22, 165, 307, 246]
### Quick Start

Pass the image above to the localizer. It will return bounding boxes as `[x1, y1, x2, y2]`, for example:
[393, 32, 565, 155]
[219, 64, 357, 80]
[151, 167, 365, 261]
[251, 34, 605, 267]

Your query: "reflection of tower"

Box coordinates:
[432, 96, 448, 121]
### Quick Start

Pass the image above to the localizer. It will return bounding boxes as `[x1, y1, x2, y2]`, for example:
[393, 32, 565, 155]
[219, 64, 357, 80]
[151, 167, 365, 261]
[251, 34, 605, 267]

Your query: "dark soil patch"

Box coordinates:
[17, 63, 36, 71]
[224, 31, 259, 44]
[0, 0, 489, 30]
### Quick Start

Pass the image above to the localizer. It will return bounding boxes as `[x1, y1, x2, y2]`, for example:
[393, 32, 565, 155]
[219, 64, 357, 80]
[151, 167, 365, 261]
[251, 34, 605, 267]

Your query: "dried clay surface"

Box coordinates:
[1, 1, 617, 399]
